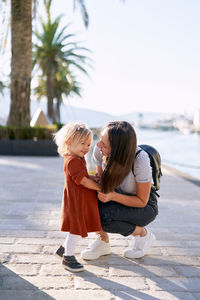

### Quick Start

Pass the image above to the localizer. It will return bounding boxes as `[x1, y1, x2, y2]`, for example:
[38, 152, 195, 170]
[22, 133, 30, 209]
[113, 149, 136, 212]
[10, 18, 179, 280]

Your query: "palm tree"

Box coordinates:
[33, 5, 91, 123]
[7, 0, 32, 126]
[51, 65, 82, 123]
[34, 66, 81, 123]
[55, 69, 81, 121]
[1, 0, 88, 126]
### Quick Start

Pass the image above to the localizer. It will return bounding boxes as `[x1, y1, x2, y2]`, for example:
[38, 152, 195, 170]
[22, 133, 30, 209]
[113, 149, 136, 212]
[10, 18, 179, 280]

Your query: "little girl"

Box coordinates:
[54, 122, 102, 272]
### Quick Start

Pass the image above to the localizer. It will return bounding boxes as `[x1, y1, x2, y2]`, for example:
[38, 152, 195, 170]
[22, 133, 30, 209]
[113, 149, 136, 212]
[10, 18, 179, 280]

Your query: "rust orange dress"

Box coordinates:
[60, 154, 102, 237]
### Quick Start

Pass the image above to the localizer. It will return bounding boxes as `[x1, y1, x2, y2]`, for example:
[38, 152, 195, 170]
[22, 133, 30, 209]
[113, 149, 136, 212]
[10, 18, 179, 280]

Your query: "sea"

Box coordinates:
[136, 128, 200, 180]
[86, 127, 200, 180]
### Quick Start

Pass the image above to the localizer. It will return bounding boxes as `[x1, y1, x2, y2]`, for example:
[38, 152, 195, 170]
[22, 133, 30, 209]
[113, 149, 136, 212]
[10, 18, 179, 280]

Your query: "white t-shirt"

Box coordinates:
[93, 145, 152, 195]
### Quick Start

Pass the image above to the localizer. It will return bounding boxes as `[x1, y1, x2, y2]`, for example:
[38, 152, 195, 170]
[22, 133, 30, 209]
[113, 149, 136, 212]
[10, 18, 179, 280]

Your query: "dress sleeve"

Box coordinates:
[93, 144, 103, 166]
[134, 150, 152, 183]
[66, 158, 88, 185]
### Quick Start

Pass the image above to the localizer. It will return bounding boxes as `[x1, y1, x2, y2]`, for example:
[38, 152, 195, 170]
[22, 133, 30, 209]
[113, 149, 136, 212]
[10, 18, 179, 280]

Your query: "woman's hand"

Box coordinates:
[98, 191, 114, 203]
[89, 174, 101, 183]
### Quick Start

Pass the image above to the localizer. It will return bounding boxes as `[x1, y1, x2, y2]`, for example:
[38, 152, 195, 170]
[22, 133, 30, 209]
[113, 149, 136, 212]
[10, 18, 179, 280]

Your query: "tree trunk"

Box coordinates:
[46, 71, 55, 123]
[55, 98, 61, 123]
[8, 0, 32, 126]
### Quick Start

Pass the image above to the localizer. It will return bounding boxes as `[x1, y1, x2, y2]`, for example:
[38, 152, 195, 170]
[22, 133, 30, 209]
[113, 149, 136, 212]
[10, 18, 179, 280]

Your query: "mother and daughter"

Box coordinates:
[54, 120, 158, 272]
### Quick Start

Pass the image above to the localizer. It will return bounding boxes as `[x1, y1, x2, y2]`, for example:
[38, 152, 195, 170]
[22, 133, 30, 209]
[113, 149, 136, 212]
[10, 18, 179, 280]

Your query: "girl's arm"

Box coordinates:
[98, 181, 151, 208]
[80, 176, 101, 191]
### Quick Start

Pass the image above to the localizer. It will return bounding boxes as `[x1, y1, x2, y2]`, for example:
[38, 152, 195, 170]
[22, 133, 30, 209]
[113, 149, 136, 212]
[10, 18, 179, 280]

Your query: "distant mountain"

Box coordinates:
[59, 104, 116, 127]
[30, 100, 117, 128]
[0, 96, 117, 127]
[119, 111, 170, 126]
[0, 94, 170, 128]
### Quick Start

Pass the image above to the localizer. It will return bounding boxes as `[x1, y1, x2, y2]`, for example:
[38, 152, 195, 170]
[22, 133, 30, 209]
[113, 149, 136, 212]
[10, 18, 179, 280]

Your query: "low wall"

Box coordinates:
[0, 140, 58, 156]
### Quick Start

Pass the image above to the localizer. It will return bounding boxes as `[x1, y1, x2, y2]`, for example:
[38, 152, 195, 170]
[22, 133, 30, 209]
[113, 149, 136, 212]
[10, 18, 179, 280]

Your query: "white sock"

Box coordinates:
[64, 233, 81, 256]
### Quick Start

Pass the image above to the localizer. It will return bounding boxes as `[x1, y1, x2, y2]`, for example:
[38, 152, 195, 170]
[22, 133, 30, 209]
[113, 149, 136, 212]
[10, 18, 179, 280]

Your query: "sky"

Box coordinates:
[1, 0, 200, 116]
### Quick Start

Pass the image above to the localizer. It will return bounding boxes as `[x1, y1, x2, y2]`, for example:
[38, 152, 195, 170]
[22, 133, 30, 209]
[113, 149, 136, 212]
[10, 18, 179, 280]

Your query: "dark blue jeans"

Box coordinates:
[98, 191, 158, 236]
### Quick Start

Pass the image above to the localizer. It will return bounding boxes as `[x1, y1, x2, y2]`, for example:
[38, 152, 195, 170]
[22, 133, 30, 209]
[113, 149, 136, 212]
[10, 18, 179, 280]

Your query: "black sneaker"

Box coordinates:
[55, 245, 65, 259]
[62, 255, 84, 272]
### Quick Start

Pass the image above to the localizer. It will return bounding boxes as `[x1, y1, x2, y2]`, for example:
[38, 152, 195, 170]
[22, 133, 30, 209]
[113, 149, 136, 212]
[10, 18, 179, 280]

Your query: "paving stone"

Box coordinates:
[0, 237, 16, 244]
[193, 293, 200, 300]
[135, 255, 200, 266]
[146, 277, 200, 292]
[1, 275, 73, 290]
[0, 263, 40, 276]
[0, 291, 34, 300]
[39, 264, 72, 276]
[155, 233, 200, 241]
[33, 290, 112, 300]
[74, 274, 148, 290]
[111, 246, 162, 256]
[0, 244, 42, 254]
[16, 237, 64, 245]
[82, 264, 109, 276]
[0, 253, 11, 263]
[109, 264, 177, 277]
[0, 230, 47, 238]
[114, 290, 196, 300]
[85, 254, 136, 266]
[162, 247, 200, 256]
[10, 254, 58, 264]
[174, 266, 200, 277]
[154, 240, 200, 247]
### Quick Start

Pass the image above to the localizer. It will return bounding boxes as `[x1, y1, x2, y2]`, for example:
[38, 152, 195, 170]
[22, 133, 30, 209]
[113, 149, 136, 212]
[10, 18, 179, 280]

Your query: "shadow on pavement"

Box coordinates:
[0, 264, 55, 300]
[79, 253, 200, 300]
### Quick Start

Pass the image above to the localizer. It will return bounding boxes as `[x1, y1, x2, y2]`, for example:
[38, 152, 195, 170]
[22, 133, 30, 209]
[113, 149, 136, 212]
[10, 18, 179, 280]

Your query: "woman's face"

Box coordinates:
[97, 128, 111, 156]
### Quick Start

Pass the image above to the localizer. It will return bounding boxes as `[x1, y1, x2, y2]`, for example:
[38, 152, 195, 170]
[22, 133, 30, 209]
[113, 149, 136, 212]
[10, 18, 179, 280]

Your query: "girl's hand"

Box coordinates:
[98, 191, 114, 203]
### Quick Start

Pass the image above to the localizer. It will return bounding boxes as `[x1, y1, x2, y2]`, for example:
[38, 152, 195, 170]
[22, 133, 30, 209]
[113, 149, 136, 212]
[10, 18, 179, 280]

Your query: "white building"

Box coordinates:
[193, 109, 200, 130]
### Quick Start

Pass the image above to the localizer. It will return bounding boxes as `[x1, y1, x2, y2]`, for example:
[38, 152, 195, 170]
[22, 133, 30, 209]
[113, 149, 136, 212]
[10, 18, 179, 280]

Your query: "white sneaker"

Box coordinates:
[124, 230, 156, 259]
[81, 237, 111, 260]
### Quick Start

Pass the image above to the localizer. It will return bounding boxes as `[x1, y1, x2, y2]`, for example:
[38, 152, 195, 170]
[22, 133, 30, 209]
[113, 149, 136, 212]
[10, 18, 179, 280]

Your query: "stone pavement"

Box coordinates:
[0, 155, 200, 300]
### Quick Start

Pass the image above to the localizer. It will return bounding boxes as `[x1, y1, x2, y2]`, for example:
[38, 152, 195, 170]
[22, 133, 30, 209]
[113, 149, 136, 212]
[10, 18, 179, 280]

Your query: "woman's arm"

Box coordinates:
[96, 165, 103, 176]
[80, 176, 101, 191]
[89, 165, 102, 183]
[98, 181, 151, 208]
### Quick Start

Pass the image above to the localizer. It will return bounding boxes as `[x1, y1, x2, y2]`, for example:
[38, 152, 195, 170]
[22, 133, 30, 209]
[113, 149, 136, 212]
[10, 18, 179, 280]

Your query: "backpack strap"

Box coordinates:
[134, 148, 160, 198]
[132, 149, 142, 174]
[135, 149, 142, 158]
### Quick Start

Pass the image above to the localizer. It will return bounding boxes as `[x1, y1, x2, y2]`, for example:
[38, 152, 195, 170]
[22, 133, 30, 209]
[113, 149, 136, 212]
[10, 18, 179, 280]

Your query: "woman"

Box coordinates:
[81, 121, 158, 260]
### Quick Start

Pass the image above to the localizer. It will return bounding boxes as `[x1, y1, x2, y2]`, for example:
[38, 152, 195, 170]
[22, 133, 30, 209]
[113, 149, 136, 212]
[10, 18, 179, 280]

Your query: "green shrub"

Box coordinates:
[0, 125, 57, 140]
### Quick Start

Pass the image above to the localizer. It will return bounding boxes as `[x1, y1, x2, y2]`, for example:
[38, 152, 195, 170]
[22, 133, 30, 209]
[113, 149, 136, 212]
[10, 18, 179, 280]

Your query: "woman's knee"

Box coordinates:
[137, 206, 158, 227]
[101, 220, 136, 237]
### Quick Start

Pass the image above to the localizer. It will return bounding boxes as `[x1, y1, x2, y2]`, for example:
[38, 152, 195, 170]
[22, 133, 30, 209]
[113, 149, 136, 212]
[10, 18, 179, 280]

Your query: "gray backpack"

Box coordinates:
[135, 144, 162, 196]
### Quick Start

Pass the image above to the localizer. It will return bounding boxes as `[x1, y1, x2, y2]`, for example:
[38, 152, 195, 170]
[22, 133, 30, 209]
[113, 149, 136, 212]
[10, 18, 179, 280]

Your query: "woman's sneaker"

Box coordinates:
[62, 255, 84, 272]
[124, 230, 156, 259]
[55, 245, 65, 259]
[81, 237, 111, 260]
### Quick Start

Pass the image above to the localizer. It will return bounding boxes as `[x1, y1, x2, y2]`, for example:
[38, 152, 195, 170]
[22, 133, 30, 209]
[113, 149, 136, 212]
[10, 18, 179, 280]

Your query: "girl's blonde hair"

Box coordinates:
[54, 121, 92, 156]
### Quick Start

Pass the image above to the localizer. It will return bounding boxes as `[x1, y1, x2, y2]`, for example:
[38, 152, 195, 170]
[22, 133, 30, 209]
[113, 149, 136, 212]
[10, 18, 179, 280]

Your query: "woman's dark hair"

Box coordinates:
[101, 121, 137, 193]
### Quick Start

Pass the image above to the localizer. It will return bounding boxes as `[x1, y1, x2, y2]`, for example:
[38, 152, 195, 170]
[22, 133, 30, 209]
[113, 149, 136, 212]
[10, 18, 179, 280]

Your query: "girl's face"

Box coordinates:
[68, 135, 92, 158]
[97, 128, 111, 157]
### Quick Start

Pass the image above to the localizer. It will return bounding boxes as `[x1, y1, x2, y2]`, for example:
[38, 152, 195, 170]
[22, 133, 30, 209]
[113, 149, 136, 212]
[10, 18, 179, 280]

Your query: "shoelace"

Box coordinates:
[65, 256, 80, 265]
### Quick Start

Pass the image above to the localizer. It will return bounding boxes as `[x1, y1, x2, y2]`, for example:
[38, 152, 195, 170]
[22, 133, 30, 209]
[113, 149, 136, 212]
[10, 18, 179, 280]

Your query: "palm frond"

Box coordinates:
[73, 0, 89, 28]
